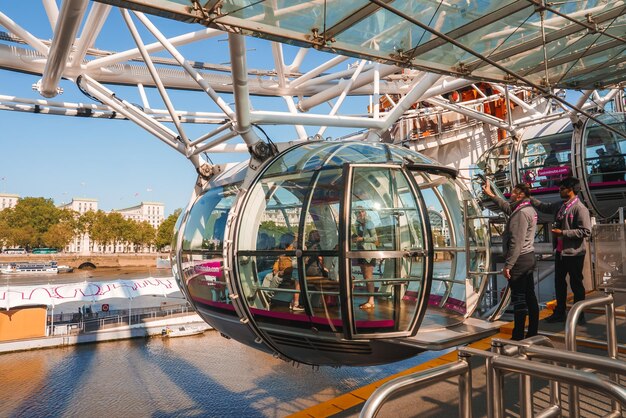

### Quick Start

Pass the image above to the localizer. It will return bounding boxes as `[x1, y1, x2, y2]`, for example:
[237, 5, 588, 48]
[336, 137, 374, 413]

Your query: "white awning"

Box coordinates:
[0, 278, 180, 310]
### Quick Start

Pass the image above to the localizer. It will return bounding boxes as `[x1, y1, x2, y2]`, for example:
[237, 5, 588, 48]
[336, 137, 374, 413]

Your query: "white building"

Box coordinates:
[109, 202, 165, 253]
[58, 197, 98, 214]
[58, 198, 99, 254]
[114, 201, 165, 230]
[58, 199, 165, 254]
[0, 193, 19, 210]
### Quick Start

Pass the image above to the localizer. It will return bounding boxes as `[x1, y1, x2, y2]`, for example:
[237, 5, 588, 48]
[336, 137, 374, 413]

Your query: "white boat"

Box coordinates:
[0, 261, 58, 275]
[57, 265, 74, 273]
[156, 257, 171, 269]
[161, 325, 208, 338]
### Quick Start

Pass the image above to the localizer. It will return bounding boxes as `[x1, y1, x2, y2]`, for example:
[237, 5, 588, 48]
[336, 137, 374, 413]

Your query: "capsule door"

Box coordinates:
[342, 164, 432, 339]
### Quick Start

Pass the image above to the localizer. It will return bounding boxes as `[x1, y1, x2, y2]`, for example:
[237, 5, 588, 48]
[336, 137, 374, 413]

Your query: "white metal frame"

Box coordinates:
[0, 2, 622, 173]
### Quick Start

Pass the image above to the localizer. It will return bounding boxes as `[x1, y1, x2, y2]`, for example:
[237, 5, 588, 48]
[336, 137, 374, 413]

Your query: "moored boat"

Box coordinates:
[0, 261, 58, 275]
[161, 325, 208, 338]
[57, 265, 74, 273]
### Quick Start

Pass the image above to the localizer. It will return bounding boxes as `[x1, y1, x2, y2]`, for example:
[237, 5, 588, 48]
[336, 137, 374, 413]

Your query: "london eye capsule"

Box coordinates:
[172, 141, 489, 366]
[476, 112, 626, 222]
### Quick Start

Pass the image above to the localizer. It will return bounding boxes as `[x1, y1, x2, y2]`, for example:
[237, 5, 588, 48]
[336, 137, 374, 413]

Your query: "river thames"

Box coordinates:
[0, 268, 448, 418]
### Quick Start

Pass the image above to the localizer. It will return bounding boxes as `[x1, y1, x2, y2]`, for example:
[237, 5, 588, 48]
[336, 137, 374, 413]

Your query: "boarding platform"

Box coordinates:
[292, 286, 626, 418]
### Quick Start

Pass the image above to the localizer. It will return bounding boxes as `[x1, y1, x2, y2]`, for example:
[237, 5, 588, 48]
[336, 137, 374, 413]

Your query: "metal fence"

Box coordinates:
[47, 303, 193, 336]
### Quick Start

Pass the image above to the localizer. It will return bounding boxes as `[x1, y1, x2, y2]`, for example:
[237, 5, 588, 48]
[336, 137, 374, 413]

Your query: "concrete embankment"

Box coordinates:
[0, 253, 169, 269]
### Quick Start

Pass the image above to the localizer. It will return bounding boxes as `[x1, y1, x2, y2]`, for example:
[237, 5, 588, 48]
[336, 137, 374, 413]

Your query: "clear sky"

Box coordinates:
[0, 4, 367, 216]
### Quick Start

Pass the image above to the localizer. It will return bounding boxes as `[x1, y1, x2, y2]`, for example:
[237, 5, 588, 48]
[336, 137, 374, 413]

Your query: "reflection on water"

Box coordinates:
[1, 267, 451, 417]
[0, 332, 446, 417]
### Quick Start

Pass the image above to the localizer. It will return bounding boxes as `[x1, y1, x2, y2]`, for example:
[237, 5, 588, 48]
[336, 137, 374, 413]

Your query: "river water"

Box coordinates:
[1, 268, 448, 418]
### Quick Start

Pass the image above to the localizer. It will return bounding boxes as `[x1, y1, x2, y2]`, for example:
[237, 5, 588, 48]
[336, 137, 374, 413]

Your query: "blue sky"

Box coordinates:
[0, 4, 367, 216]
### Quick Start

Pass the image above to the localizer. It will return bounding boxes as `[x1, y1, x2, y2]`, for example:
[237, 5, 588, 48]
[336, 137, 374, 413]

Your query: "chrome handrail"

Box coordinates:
[360, 356, 471, 418]
[565, 292, 619, 418]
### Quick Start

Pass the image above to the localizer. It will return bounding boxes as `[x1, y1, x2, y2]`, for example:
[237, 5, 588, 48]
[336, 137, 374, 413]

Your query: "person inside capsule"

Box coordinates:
[305, 229, 329, 278]
[589, 131, 626, 182]
[606, 143, 626, 181]
[261, 232, 298, 309]
[352, 207, 379, 309]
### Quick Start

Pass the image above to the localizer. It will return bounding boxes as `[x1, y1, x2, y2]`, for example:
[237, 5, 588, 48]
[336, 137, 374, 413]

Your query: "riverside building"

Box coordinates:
[57, 198, 165, 254]
[0, 193, 19, 210]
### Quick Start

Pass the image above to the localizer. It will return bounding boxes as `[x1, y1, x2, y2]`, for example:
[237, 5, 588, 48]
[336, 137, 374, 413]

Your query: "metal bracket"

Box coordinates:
[248, 141, 274, 170]
[196, 162, 222, 180]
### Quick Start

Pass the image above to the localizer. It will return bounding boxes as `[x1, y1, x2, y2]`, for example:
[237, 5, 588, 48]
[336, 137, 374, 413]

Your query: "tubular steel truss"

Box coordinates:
[0, 2, 623, 171]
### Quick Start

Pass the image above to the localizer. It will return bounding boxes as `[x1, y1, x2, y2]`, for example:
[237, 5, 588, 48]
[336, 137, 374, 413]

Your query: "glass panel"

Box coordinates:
[519, 132, 572, 192]
[304, 257, 343, 330]
[116, 0, 624, 88]
[300, 169, 342, 329]
[584, 113, 626, 218]
[179, 186, 237, 311]
[181, 253, 229, 310]
[182, 186, 236, 252]
[349, 167, 426, 335]
[585, 114, 626, 184]
[238, 171, 313, 319]
[263, 142, 393, 178]
[413, 172, 459, 317]
[476, 139, 514, 195]
[412, 171, 487, 319]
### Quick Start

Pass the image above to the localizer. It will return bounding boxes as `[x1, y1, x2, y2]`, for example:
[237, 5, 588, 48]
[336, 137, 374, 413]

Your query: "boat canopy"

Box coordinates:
[0, 278, 180, 310]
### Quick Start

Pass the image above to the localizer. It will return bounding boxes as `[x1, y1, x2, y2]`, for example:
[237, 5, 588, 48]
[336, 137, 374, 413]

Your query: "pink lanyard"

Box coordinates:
[557, 197, 578, 221]
[511, 200, 531, 216]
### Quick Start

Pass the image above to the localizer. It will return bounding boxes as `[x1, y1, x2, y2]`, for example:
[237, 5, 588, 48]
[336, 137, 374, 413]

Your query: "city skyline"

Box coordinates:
[0, 188, 173, 216]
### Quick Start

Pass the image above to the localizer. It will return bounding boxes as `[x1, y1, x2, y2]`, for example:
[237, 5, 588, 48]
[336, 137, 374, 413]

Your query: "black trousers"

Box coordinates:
[509, 252, 539, 341]
[554, 253, 586, 316]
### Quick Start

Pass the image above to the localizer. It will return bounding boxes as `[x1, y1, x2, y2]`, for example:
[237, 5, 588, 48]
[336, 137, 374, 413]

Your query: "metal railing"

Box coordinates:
[361, 310, 625, 418]
[565, 292, 620, 418]
[48, 303, 193, 335]
[359, 354, 472, 418]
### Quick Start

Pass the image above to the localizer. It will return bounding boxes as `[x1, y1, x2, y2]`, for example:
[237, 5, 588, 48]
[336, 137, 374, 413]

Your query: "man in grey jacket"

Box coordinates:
[530, 177, 592, 324]
[483, 181, 539, 340]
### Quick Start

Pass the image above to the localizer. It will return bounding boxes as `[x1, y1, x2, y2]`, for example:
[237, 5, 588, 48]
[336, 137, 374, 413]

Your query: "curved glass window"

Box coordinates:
[237, 171, 312, 322]
[235, 141, 438, 339]
[476, 138, 513, 195]
[348, 166, 427, 336]
[411, 171, 487, 322]
[262, 141, 433, 179]
[180, 185, 237, 312]
[171, 209, 187, 303]
[519, 132, 572, 193]
[300, 168, 343, 329]
[583, 113, 626, 218]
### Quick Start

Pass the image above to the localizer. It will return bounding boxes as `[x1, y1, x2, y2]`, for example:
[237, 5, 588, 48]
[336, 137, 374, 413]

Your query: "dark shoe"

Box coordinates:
[544, 314, 565, 323]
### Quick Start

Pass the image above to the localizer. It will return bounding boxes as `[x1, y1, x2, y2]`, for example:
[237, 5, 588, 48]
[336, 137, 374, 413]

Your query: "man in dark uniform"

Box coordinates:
[530, 177, 592, 324]
[483, 181, 539, 340]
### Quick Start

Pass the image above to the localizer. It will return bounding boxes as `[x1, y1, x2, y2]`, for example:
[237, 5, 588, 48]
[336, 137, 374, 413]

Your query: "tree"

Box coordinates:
[0, 211, 11, 248]
[133, 221, 156, 252]
[107, 212, 129, 253]
[90, 210, 114, 252]
[259, 221, 290, 244]
[42, 223, 75, 250]
[156, 209, 181, 251]
[121, 218, 137, 252]
[78, 210, 99, 252]
[5, 197, 60, 248]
